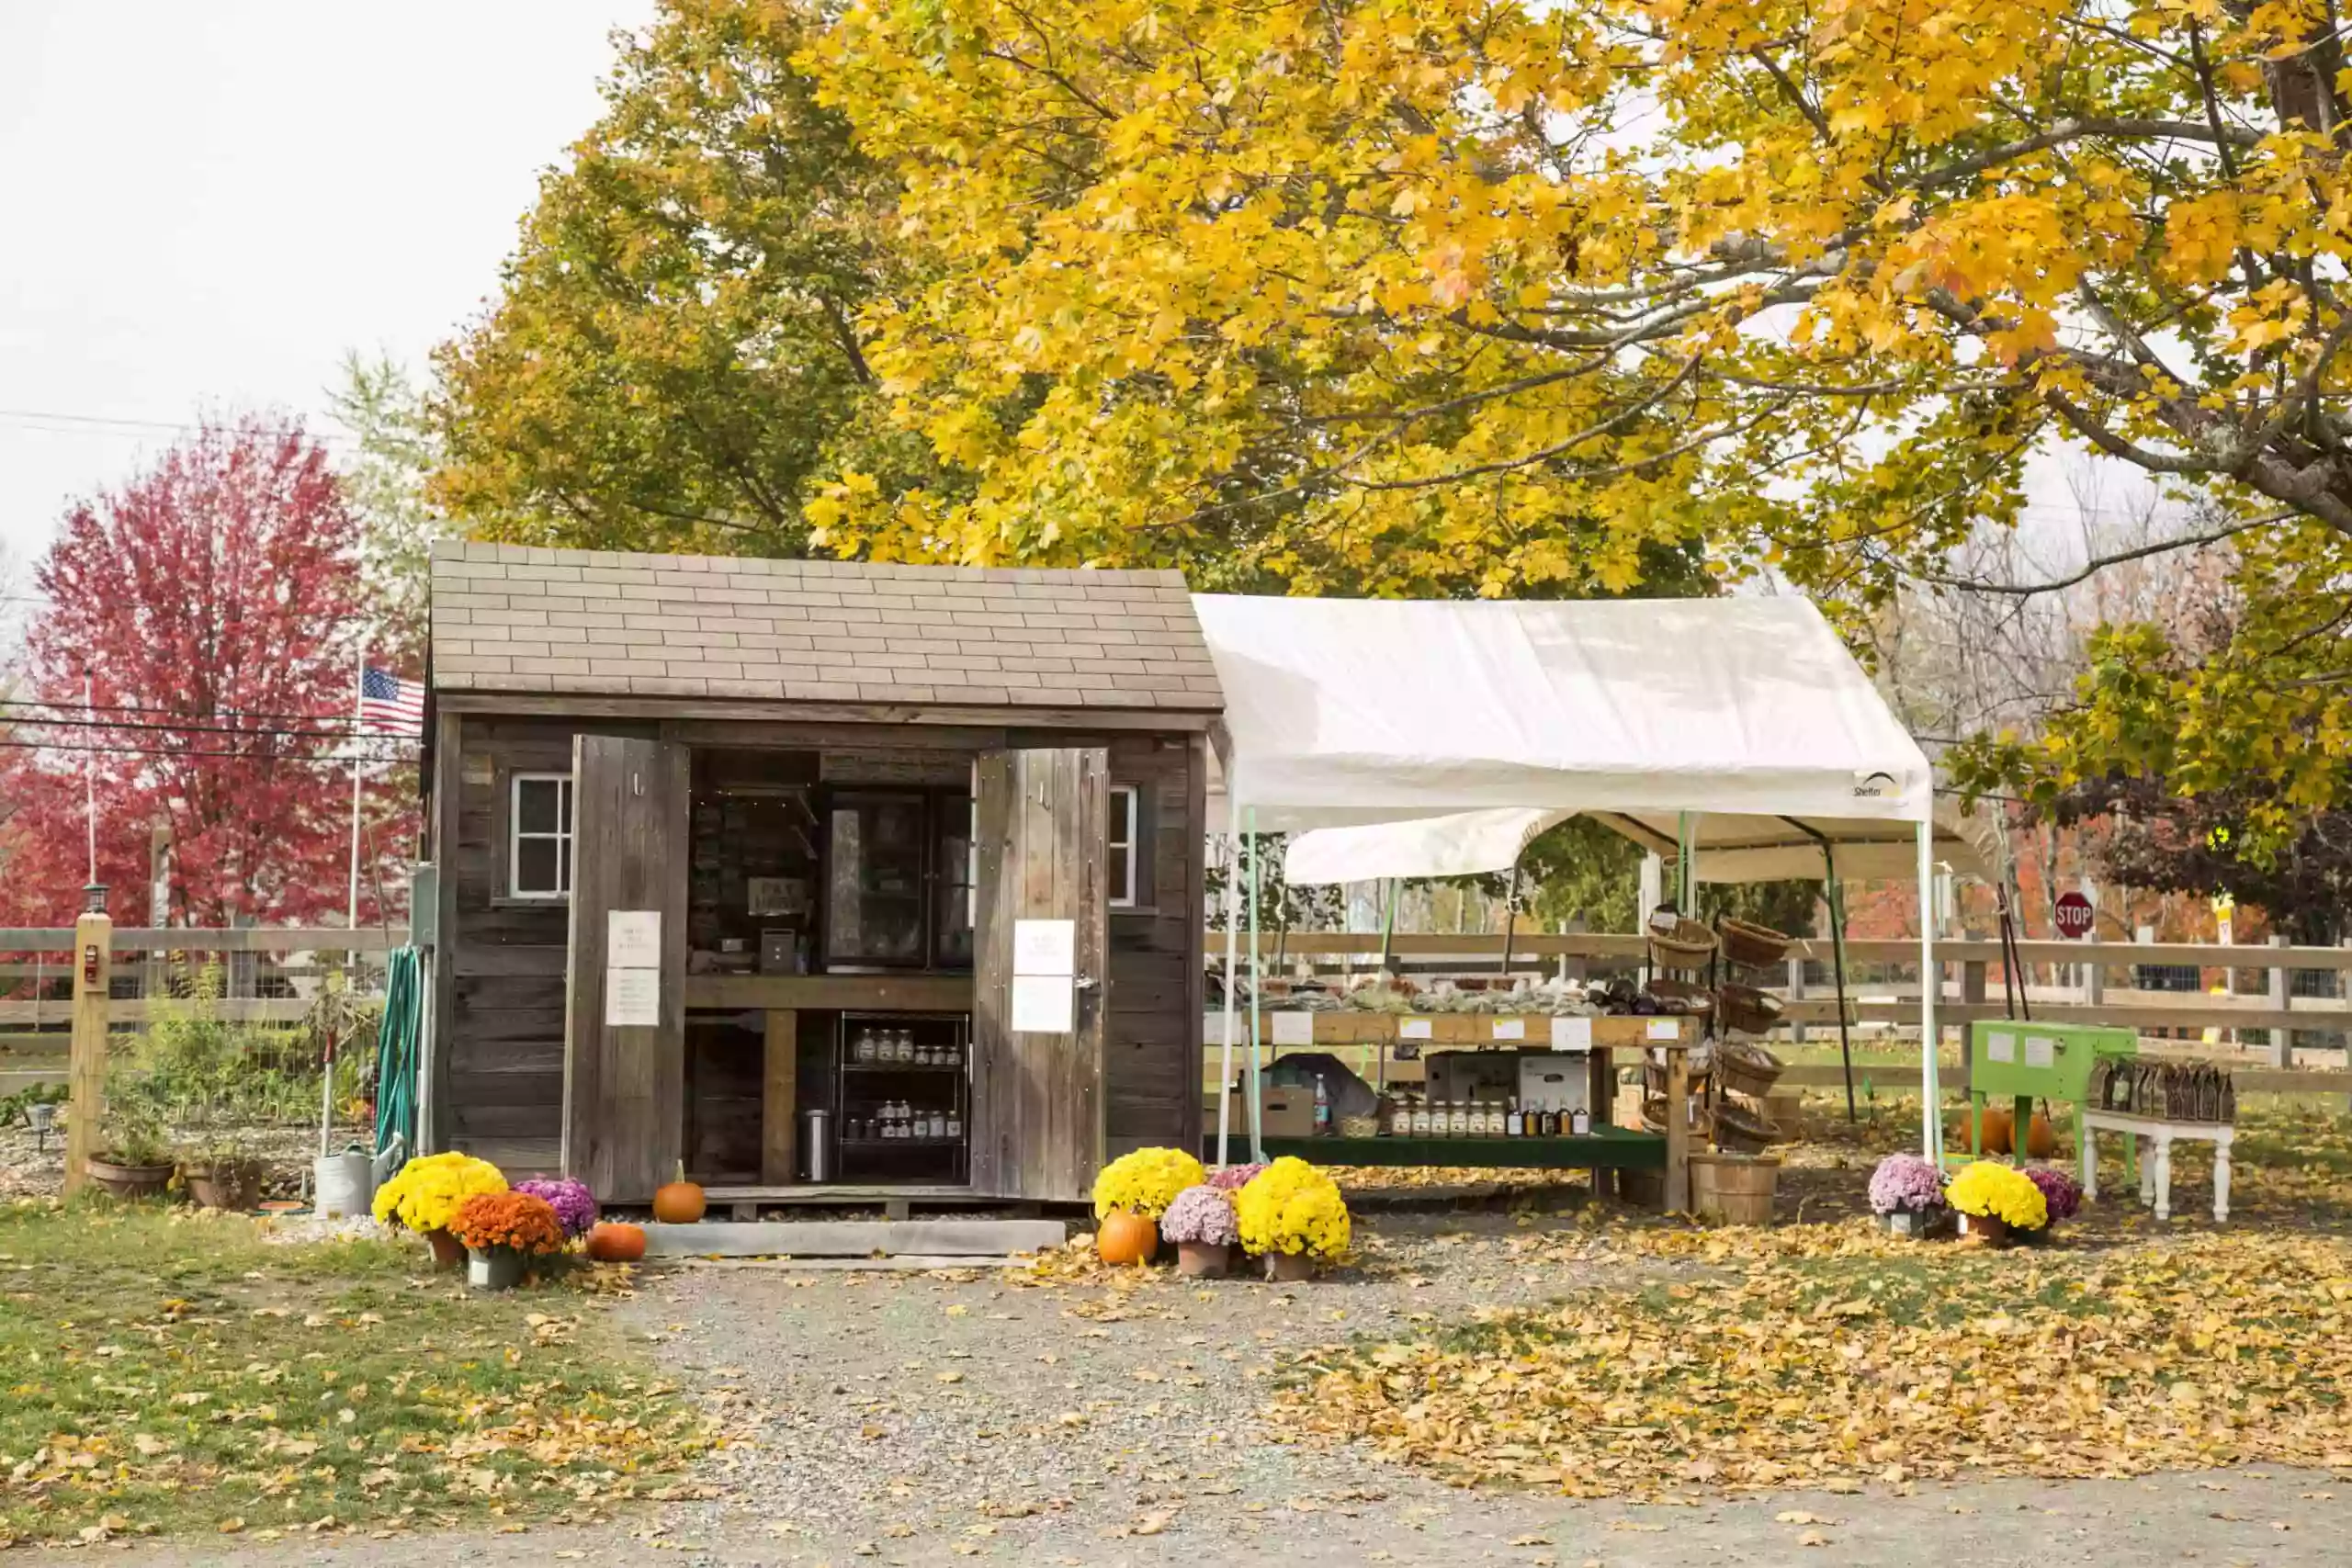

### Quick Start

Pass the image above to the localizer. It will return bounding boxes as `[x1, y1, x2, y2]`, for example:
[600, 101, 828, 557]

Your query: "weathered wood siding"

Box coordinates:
[439, 715, 655, 1172]
[1012, 728, 1205, 1162]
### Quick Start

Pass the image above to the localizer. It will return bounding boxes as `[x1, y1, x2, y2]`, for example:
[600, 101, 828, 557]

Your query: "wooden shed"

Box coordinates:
[417, 542, 1219, 1205]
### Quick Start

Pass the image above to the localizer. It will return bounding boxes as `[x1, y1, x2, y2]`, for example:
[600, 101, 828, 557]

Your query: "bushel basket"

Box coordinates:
[1716, 983, 1785, 1037]
[1647, 918, 1718, 970]
[1717, 918, 1793, 969]
[1714, 1037, 1784, 1098]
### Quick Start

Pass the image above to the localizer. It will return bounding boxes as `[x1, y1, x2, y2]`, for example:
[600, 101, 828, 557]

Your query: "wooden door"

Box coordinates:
[970, 747, 1110, 1201]
[560, 735, 690, 1202]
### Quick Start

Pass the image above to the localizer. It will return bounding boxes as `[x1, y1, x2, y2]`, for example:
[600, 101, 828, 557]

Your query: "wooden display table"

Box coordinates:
[1241, 1128, 1667, 1169]
[2079, 1109, 2233, 1223]
[1222, 1010, 1695, 1209]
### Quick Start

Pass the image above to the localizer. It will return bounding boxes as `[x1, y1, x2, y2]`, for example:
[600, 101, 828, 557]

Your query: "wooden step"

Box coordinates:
[639, 1217, 1065, 1258]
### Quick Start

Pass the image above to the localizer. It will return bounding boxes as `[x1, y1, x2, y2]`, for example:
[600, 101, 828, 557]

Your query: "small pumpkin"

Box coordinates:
[1096, 1209, 1159, 1267]
[1951, 1106, 2055, 1158]
[584, 1221, 647, 1263]
[2021, 1111, 2057, 1159]
[651, 1161, 706, 1225]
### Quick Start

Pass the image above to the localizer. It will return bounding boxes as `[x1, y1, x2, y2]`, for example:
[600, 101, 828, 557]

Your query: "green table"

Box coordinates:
[1962, 1020, 2137, 1168]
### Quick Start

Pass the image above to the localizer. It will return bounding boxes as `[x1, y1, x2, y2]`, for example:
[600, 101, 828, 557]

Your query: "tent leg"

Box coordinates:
[1216, 797, 1240, 1169]
[1918, 820, 1941, 1162]
[1497, 863, 1520, 976]
[1247, 808, 1265, 1163]
[1781, 817, 1858, 1123]
[1377, 877, 1398, 972]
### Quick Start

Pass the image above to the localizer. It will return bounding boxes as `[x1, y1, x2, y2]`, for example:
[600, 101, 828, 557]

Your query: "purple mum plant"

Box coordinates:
[514, 1177, 599, 1238]
[1867, 1154, 1947, 1216]
[1159, 1185, 1240, 1246]
[1206, 1162, 1265, 1191]
[2020, 1164, 2082, 1225]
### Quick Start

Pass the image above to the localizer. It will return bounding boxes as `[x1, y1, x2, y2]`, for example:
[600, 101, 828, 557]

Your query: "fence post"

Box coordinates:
[1962, 957, 1986, 1007]
[1786, 955, 1807, 1043]
[2268, 934, 2291, 1067]
[63, 888, 112, 1199]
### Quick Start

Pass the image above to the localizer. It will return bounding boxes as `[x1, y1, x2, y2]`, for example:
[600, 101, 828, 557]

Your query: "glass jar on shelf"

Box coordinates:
[854, 1025, 876, 1064]
[894, 1029, 915, 1063]
[926, 1106, 945, 1139]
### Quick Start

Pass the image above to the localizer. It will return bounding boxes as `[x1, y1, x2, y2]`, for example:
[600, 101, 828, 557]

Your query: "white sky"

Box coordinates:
[0, 0, 653, 586]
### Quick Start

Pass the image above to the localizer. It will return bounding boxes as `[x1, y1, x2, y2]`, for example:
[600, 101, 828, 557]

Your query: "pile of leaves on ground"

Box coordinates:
[0, 1200, 712, 1547]
[1271, 1218, 2352, 1497]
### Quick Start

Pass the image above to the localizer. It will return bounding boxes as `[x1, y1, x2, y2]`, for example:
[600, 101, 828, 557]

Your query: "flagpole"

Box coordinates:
[347, 643, 365, 931]
[83, 668, 97, 885]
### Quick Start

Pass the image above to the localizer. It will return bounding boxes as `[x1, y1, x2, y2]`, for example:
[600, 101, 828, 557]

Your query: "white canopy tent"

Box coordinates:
[1193, 592, 1949, 1168]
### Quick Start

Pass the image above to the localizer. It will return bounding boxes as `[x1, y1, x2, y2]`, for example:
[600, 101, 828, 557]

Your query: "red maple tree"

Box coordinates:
[1, 418, 417, 928]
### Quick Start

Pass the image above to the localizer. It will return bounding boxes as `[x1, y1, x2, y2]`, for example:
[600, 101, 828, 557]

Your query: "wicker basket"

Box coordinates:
[1717, 918, 1793, 969]
[1647, 917, 1719, 970]
[1715, 1038, 1784, 1098]
[1641, 1096, 1711, 1138]
[1712, 1097, 1779, 1154]
[1338, 1112, 1382, 1139]
[1716, 983, 1785, 1036]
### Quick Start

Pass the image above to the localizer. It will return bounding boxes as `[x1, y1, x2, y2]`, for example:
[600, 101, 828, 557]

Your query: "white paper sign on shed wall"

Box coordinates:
[1013, 919, 1076, 976]
[608, 910, 662, 968]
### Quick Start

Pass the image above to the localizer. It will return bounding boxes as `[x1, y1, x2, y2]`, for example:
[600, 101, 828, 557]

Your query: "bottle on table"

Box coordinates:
[1506, 1097, 1524, 1137]
[1571, 1106, 1590, 1135]
[1313, 1074, 1332, 1134]
[1409, 1096, 1432, 1136]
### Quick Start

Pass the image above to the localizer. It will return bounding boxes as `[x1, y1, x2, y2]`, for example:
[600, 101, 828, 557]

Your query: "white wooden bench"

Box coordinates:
[2079, 1108, 2233, 1223]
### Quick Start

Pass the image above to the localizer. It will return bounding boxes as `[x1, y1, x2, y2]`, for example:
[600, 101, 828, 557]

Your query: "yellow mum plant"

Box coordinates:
[1236, 1156, 1351, 1261]
[1091, 1146, 1205, 1220]
[1947, 1160, 2048, 1231]
[372, 1152, 508, 1235]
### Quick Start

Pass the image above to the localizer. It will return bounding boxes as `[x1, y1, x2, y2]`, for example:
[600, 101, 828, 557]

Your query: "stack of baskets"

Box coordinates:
[1709, 919, 1792, 1155]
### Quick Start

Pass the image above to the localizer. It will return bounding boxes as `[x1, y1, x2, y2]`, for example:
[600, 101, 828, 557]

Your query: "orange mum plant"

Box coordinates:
[447, 1190, 567, 1257]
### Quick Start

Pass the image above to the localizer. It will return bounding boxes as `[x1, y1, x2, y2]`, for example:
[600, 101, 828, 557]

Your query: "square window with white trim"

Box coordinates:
[510, 773, 574, 899]
[1108, 784, 1139, 908]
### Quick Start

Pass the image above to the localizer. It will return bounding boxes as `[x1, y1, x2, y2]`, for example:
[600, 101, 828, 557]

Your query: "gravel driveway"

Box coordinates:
[94, 1209, 2352, 1564]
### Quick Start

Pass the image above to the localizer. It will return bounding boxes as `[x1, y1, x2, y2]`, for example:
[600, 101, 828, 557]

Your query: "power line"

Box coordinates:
[0, 697, 393, 728]
[0, 737, 413, 763]
[0, 408, 359, 445]
[0, 713, 414, 744]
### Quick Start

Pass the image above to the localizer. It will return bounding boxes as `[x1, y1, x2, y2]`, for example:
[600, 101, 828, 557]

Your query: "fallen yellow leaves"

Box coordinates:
[1272, 1225, 2352, 1498]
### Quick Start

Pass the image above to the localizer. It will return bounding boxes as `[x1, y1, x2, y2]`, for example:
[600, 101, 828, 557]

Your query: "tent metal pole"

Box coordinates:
[1216, 795, 1240, 1168]
[1247, 807, 1265, 1162]
[1780, 817, 1858, 1123]
[1918, 819, 1941, 1162]
[1377, 877, 1398, 971]
[1497, 861, 1520, 976]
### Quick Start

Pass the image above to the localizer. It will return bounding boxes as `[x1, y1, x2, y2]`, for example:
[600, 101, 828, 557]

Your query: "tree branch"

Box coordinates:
[1913, 514, 2289, 596]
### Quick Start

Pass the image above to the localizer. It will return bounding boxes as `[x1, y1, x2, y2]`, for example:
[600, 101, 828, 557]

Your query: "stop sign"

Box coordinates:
[2054, 891, 2095, 939]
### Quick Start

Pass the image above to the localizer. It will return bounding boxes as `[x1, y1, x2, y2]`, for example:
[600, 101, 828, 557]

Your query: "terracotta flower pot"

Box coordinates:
[1175, 1240, 1230, 1279]
[1956, 1212, 2009, 1247]
[1265, 1251, 1317, 1283]
[424, 1228, 469, 1269]
[85, 1156, 175, 1201]
[184, 1159, 269, 1213]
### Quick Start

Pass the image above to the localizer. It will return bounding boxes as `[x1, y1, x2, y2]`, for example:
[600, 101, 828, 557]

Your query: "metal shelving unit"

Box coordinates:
[831, 1010, 971, 1185]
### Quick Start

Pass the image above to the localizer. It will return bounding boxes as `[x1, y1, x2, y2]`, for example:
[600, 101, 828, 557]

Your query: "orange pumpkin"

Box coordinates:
[585, 1221, 647, 1263]
[2021, 1111, 2057, 1159]
[1951, 1106, 2056, 1158]
[651, 1162, 706, 1225]
[1096, 1209, 1159, 1267]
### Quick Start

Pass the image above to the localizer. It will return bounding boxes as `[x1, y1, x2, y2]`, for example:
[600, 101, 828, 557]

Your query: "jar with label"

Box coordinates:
[945, 1110, 963, 1140]
[1408, 1096, 1430, 1135]
[1570, 1106, 1590, 1135]
[1446, 1099, 1469, 1136]
[854, 1026, 876, 1064]
[927, 1107, 945, 1139]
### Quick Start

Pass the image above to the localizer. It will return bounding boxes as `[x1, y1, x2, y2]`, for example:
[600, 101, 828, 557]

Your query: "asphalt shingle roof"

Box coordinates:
[427, 542, 1222, 711]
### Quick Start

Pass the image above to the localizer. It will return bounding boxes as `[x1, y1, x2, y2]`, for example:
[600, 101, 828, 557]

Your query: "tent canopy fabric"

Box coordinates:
[1196, 593, 1934, 833]
[1281, 806, 1985, 886]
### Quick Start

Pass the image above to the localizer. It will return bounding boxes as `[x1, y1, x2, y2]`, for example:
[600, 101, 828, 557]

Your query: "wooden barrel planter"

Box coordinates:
[1688, 1152, 1781, 1225]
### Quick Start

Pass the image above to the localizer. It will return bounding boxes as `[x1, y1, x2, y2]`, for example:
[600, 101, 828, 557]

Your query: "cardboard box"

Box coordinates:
[1204, 1086, 1318, 1139]
[1517, 1053, 1590, 1117]
[1261, 1087, 1317, 1138]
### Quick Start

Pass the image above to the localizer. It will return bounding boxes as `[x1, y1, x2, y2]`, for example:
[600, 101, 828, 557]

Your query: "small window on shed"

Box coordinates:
[1108, 784, 1139, 908]
[511, 773, 574, 898]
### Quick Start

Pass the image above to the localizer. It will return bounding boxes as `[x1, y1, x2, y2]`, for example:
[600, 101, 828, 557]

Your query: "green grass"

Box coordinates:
[0, 1201, 705, 1547]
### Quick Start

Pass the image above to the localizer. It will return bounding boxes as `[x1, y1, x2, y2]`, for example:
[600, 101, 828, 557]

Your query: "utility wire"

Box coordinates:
[0, 712, 412, 743]
[0, 696, 406, 727]
[0, 738, 414, 762]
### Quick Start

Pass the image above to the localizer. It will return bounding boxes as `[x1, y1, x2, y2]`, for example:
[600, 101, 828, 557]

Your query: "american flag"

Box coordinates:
[358, 665, 425, 737]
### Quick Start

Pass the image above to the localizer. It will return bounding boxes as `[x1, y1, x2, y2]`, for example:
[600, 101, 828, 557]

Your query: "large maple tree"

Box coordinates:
[795, 0, 2352, 831]
[3, 420, 413, 928]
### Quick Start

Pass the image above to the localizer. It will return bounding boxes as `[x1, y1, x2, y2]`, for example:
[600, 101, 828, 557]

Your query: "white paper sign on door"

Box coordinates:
[608, 910, 662, 969]
[1551, 1015, 1593, 1052]
[605, 967, 660, 1027]
[1271, 1011, 1315, 1046]
[1011, 973, 1075, 1033]
[1013, 919, 1076, 976]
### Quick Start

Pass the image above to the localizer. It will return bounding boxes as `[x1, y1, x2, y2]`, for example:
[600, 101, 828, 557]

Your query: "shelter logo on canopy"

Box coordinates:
[1851, 771, 1897, 800]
